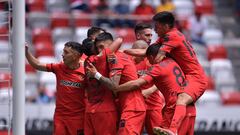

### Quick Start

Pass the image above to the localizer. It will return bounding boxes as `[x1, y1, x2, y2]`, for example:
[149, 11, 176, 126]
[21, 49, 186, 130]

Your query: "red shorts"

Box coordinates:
[178, 115, 196, 135]
[160, 107, 175, 128]
[84, 111, 118, 135]
[118, 111, 146, 135]
[179, 75, 208, 102]
[145, 109, 163, 135]
[53, 114, 84, 135]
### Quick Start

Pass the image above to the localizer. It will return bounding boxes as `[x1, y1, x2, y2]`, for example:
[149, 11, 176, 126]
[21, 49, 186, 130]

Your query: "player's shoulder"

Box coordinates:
[164, 28, 184, 41]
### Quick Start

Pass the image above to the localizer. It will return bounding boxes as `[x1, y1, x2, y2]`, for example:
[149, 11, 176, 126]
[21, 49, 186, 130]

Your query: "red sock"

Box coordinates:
[169, 105, 186, 133]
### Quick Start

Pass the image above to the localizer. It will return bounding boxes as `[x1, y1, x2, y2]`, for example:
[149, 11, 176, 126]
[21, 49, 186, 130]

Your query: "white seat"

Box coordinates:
[210, 59, 237, 92]
[54, 41, 65, 61]
[173, 0, 194, 20]
[52, 27, 74, 43]
[202, 28, 223, 46]
[46, 0, 69, 13]
[74, 27, 89, 43]
[27, 12, 50, 29]
[197, 91, 221, 106]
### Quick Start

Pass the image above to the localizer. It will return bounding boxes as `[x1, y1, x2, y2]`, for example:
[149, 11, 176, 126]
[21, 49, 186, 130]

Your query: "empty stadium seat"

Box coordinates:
[74, 27, 89, 43]
[32, 28, 52, 44]
[72, 11, 92, 27]
[54, 41, 65, 61]
[34, 41, 54, 57]
[46, 0, 69, 13]
[173, 0, 194, 20]
[52, 27, 73, 43]
[207, 45, 227, 60]
[0, 72, 11, 89]
[221, 91, 240, 105]
[114, 28, 135, 43]
[27, 12, 50, 29]
[0, 41, 10, 68]
[206, 75, 215, 90]
[27, 0, 46, 12]
[51, 12, 70, 28]
[202, 28, 223, 46]
[0, 25, 8, 41]
[194, 0, 214, 14]
[210, 59, 237, 92]
[197, 91, 221, 106]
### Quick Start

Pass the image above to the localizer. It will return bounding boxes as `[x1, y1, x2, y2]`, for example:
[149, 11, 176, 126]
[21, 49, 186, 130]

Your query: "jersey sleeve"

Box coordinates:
[146, 64, 162, 80]
[159, 33, 180, 53]
[108, 53, 123, 78]
[46, 63, 58, 73]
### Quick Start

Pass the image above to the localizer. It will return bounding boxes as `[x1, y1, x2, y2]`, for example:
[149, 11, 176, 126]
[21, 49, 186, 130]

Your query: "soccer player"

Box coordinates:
[81, 27, 106, 60]
[125, 11, 208, 135]
[134, 23, 153, 45]
[131, 40, 164, 135]
[25, 42, 85, 135]
[88, 44, 196, 135]
[86, 35, 146, 135]
[83, 32, 123, 135]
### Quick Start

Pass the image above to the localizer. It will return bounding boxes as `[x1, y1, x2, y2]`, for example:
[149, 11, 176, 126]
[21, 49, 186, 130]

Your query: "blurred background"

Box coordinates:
[0, 0, 240, 135]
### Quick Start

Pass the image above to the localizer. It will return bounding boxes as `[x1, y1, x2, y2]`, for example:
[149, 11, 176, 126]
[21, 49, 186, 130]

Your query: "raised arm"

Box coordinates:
[123, 48, 147, 57]
[108, 37, 123, 53]
[25, 43, 47, 71]
[154, 50, 166, 63]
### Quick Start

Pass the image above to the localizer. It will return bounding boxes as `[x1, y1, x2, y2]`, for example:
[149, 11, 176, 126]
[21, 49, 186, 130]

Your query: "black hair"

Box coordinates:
[87, 27, 105, 38]
[64, 41, 83, 53]
[82, 38, 94, 56]
[146, 43, 161, 57]
[95, 32, 113, 43]
[152, 11, 175, 28]
[134, 23, 152, 34]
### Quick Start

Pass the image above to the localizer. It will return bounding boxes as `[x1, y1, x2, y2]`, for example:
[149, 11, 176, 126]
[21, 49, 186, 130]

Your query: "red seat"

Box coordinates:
[206, 75, 215, 90]
[221, 91, 240, 105]
[0, 73, 12, 89]
[72, 11, 92, 27]
[32, 28, 52, 44]
[34, 41, 54, 57]
[25, 63, 36, 73]
[51, 12, 70, 28]
[114, 28, 135, 43]
[27, 0, 45, 12]
[207, 45, 227, 60]
[0, 26, 9, 41]
[194, 0, 214, 14]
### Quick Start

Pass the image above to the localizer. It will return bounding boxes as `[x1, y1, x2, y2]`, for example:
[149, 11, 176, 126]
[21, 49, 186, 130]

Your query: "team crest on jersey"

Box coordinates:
[107, 54, 117, 64]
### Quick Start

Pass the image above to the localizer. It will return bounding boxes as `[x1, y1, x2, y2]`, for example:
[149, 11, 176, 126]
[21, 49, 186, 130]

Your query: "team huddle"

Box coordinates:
[26, 11, 208, 135]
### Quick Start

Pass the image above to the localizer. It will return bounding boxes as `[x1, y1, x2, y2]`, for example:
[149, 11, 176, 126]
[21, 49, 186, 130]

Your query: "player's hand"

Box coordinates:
[86, 61, 98, 78]
[142, 90, 151, 98]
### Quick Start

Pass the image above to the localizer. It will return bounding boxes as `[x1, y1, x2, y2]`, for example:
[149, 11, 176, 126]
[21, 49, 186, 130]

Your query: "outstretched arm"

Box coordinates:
[109, 37, 123, 53]
[25, 43, 47, 71]
[123, 48, 146, 57]
[142, 85, 158, 98]
[86, 61, 146, 92]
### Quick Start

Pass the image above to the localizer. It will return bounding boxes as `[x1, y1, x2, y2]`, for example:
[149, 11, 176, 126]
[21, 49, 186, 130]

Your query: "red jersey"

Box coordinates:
[46, 62, 85, 117]
[135, 58, 164, 110]
[143, 58, 196, 116]
[84, 48, 117, 113]
[156, 28, 206, 80]
[109, 52, 146, 112]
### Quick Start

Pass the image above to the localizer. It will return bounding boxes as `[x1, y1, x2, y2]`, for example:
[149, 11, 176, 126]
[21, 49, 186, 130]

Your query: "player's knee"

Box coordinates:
[176, 93, 193, 105]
